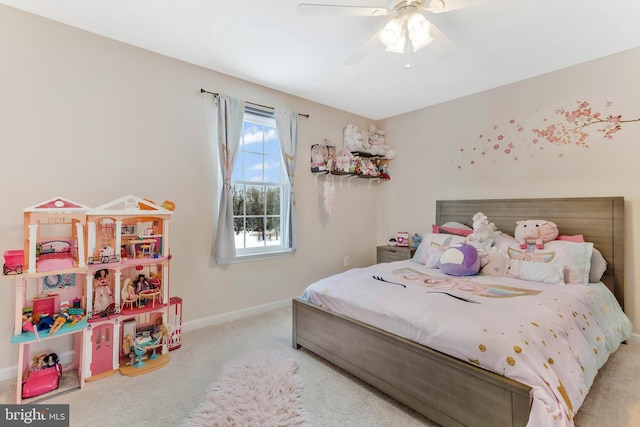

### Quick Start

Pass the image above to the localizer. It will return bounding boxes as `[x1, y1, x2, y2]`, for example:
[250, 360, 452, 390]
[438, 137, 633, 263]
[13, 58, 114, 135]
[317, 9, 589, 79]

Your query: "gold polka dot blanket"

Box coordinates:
[301, 260, 632, 427]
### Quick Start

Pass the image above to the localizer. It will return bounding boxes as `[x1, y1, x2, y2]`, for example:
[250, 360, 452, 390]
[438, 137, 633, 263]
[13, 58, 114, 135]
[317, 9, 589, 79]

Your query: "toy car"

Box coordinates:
[22, 364, 61, 399]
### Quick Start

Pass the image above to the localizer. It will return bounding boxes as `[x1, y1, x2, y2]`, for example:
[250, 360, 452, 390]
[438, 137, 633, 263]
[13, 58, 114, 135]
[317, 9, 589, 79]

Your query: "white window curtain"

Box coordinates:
[213, 94, 245, 263]
[275, 108, 299, 250]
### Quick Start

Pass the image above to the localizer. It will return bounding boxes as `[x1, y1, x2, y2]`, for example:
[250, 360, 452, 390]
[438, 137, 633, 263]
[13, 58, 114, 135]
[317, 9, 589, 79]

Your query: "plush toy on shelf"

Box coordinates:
[344, 124, 369, 152]
[366, 123, 397, 159]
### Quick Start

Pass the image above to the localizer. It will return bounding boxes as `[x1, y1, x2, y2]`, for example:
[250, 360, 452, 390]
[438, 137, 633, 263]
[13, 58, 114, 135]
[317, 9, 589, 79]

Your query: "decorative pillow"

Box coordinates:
[557, 235, 585, 243]
[589, 248, 608, 283]
[432, 223, 473, 237]
[478, 249, 507, 277]
[495, 234, 593, 284]
[507, 260, 565, 285]
[412, 233, 467, 267]
[439, 243, 480, 276]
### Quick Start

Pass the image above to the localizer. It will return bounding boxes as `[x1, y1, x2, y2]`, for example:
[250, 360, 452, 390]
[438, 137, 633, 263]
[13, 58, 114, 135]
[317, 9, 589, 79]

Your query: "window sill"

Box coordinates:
[224, 248, 295, 264]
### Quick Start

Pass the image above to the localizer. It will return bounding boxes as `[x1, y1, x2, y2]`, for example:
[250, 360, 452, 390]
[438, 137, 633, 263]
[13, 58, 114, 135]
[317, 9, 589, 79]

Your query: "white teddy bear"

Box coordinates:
[344, 124, 369, 152]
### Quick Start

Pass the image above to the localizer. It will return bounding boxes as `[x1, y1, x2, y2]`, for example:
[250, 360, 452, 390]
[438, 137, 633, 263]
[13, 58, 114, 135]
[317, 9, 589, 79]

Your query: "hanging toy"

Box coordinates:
[323, 173, 336, 217]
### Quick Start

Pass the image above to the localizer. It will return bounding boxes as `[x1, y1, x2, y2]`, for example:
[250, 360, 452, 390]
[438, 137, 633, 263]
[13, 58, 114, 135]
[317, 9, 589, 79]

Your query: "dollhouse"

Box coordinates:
[83, 195, 173, 380]
[3, 195, 177, 403]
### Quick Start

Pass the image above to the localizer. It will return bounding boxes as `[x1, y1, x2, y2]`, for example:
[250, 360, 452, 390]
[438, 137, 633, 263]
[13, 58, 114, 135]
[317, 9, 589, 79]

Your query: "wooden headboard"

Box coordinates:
[436, 197, 625, 309]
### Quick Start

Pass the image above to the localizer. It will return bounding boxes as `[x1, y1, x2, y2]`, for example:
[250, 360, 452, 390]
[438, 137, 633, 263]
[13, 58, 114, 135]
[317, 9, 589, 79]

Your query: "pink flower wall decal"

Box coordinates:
[457, 100, 640, 170]
[532, 101, 638, 146]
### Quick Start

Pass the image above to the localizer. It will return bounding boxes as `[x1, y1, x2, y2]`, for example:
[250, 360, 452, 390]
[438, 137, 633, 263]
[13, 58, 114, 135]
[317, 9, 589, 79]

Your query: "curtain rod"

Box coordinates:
[200, 89, 309, 118]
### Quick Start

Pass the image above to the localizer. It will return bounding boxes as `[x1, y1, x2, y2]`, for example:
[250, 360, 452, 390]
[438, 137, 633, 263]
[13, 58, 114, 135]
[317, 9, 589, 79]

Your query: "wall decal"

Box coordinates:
[457, 101, 640, 170]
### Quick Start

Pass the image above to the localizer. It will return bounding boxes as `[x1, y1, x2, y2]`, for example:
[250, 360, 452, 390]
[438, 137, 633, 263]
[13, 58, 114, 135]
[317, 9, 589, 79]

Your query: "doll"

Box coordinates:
[152, 317, 169, 344]
[49, 311, 70, 335]
[134, 274, 151, 305]
[123, 334, 146, 368]
[93, 269, 114, 313]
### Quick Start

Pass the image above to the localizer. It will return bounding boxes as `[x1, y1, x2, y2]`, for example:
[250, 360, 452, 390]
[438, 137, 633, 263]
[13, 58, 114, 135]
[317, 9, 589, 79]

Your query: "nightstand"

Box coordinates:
[376, 245, 416, 263]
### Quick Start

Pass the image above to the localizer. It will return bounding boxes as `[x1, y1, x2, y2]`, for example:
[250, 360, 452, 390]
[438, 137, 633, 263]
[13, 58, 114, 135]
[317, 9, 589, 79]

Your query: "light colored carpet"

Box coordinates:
[184, 349, 309, 427]
[1, 305, 639, 426]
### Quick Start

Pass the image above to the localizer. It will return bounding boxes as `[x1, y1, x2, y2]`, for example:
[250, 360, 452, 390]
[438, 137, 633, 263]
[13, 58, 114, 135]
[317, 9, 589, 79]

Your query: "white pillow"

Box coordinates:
[507, 259, 565, 285]
[412, 233, 467, 267]
[495, 234, 593, 284]
[589, 248, 608, 283]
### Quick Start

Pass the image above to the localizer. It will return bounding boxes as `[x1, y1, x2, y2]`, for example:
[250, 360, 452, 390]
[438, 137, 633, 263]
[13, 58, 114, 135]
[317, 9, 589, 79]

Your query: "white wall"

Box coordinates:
[378, 47, 640, 334]
[0, 6, 380, 374]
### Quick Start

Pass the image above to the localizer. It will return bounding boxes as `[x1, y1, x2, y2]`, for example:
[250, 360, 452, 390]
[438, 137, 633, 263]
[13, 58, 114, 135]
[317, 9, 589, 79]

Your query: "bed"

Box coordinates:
[292, 197, 631, 427]
[36, 239, 76, 272]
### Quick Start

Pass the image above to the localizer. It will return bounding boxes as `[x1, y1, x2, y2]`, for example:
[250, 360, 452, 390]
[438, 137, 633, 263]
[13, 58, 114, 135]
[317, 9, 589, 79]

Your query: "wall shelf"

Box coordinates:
[313, 171, 383, 190]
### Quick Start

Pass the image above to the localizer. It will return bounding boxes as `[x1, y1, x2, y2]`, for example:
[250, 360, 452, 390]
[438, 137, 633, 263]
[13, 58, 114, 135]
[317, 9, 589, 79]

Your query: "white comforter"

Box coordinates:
[301, 260, 632, 427]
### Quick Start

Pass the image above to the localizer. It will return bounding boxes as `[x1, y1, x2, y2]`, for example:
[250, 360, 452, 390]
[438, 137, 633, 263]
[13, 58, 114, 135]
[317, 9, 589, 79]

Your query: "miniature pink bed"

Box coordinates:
[37, 240, 75, 272]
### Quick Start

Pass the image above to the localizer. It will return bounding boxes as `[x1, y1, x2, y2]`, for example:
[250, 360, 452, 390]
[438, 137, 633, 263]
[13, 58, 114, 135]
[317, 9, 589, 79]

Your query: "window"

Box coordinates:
[231, 109, 291, 257]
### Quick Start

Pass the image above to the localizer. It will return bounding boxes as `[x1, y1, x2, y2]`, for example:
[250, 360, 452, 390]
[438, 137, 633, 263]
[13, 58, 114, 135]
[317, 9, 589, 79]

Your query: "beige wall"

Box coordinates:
[1, 5, 637, 378]
[0, 6, 379, 374]
[378, 47, 640, 335]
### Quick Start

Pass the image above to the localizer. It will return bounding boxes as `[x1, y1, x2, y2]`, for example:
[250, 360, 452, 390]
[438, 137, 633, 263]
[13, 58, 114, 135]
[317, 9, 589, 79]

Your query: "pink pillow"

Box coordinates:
[432, 224, 473, 237]
[557, 235, 585, 243]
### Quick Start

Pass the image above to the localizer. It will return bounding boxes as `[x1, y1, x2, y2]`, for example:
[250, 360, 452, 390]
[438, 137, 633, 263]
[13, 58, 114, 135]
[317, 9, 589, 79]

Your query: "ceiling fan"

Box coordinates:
[297, 0, 469, 68]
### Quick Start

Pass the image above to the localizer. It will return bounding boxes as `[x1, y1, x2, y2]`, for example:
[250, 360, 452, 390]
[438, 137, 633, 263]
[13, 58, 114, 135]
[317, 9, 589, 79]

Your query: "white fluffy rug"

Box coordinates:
[184, 349, 310, 427]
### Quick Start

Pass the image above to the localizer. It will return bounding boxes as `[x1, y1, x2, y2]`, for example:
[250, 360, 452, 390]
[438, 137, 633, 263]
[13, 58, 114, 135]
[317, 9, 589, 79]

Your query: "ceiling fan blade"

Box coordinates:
[425, 21, 459, 58]
[297, 3, 390, 16]
[343, 30, 383, 65]
[421, 0, 475, 13]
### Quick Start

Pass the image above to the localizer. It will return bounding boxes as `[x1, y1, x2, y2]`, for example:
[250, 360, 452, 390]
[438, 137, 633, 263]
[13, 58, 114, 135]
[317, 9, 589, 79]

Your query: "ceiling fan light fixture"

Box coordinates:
[407, 12, 432, 51]
[384, 30, 406, 53]
[407, 12, 428, 35]
[379, 18, 403, 47]
[409, 31, 433, 51]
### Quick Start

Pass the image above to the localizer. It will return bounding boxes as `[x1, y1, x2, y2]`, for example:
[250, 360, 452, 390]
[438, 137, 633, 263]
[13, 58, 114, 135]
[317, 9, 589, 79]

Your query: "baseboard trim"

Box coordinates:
[626, 332, 640, 345]
[182, 297, 292, 333]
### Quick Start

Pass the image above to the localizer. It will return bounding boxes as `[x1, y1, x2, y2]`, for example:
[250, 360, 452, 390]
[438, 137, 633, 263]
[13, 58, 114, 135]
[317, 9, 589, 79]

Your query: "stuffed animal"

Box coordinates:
[466, 212, 499, 246]
[343, 124, 369, 151]
[367, 124, 387, 156]
[439, 243, 480, 276]
[335, 149, 354, 172]
[366, 123, 397, 159]
[478, 248, 507, 277]
[514, 220, 559, 249]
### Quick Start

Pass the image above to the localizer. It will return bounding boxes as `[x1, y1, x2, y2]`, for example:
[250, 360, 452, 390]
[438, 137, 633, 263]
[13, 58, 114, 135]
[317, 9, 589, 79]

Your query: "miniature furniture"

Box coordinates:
[139, 289, 161, 308]
[168, 297, 182, 351]
[126, 238, 157, 259]
[121, 295, 139, 310]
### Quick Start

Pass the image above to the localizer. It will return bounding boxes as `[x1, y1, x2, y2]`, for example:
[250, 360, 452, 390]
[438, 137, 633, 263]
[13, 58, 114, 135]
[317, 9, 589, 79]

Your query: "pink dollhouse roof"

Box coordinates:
[23, 197, 92, 213]
[87, 195, 174, 216]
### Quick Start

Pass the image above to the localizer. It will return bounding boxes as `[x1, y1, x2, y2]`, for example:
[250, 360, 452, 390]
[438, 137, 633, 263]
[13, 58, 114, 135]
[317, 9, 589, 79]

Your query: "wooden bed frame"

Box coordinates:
[292, 197, 625, 427]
